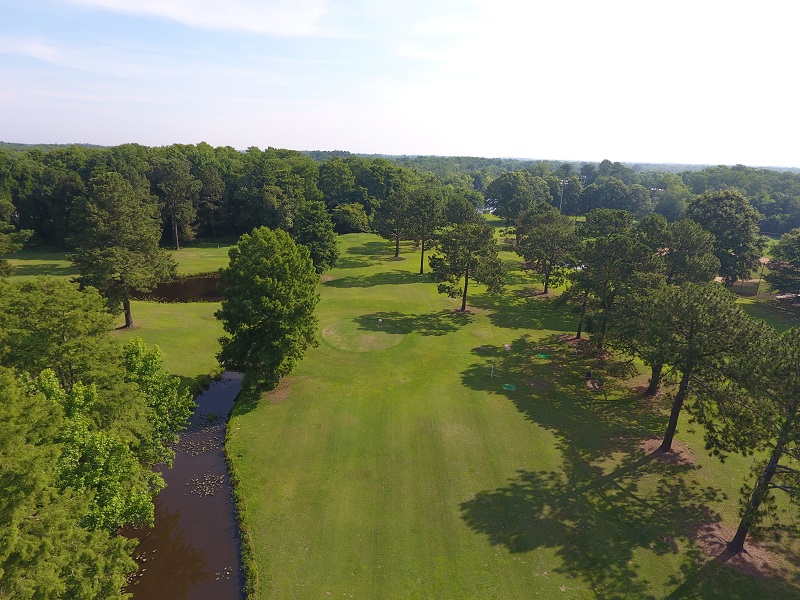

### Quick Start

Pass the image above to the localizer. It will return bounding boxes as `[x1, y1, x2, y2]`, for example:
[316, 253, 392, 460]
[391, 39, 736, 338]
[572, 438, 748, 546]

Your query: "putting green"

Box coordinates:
[321, 317, 406, 352]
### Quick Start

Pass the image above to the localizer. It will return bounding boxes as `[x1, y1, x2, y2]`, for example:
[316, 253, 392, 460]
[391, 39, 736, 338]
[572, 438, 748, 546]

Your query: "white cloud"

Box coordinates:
[62, 0, 331, 36]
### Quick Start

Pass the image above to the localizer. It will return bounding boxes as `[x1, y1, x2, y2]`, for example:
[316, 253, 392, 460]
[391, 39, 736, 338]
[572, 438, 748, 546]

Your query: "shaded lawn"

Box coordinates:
[4, 242, 234, 279]
[4, 250, 78, 279]
[228, 232, 800, 599]
[738, 297, 800, 333]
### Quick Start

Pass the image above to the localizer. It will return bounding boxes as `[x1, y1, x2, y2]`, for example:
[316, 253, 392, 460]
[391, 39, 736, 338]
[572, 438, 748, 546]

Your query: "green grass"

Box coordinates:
[168, 242, 233, 276]
[110, 300, 223, 383]
[4, 242, 234, 279]
[5, 246, 230, 384]
[227, 233, 800, 599]
[3, 250, 79, 279]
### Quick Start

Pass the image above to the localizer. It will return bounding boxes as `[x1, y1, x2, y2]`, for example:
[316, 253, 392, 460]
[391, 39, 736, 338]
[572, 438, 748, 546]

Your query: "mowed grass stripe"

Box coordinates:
[228, 235, 577, 598]
[228, 232, 800, 599]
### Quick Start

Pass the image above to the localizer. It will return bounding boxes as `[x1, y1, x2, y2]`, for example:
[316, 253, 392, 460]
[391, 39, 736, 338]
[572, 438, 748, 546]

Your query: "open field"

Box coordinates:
[227, 233, 800, 599]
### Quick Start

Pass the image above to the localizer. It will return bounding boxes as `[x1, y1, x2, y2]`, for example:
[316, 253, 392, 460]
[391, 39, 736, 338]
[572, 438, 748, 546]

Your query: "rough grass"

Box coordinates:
[227, 233, 800, 599]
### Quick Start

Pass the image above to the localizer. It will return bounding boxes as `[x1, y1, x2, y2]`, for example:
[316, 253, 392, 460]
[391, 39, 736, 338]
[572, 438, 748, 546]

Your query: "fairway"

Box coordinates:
[227, 234, 800, 599]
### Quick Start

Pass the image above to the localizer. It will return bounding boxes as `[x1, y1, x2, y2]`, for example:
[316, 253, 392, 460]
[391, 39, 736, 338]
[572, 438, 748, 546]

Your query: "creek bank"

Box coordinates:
[125, 372, 245, 600]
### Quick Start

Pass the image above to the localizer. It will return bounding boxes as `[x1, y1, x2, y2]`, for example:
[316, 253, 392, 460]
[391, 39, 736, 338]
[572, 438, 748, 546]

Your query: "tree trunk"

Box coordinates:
[461, 267, 469, 312]
[728, 404, 798, 554]
[646, 361, 663, 395]
[419, 239, 425, 274]
[543, 262, 551, 294]
[394, 231, 400, 257]
[172, 214, 180, 250]
[658, 367, 693, 452]
[122, 293, 134, 329]
[576, 290, 588, 339]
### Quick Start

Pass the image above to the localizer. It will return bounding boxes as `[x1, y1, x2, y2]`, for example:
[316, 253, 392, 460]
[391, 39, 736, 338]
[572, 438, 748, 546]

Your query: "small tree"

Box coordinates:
[290, 199, 339, 273]
[515, 203, 578, 293]
[0, 196, 32, 276]
[429, 221, 505, 311]
[373, 180, 413, 257]
[150, 154, 202, 250]
[216, 227, 320, 390]
[407, 183, 444, 274]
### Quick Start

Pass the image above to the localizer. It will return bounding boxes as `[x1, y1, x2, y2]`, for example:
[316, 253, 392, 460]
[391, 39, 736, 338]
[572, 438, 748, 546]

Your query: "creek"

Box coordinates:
[125, 373, 245, 600]
[132, 275, 223, 303]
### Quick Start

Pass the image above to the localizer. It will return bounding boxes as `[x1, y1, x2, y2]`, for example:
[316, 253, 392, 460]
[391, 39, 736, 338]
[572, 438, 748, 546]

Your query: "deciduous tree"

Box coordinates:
[290, 199, 339, 273]
[685, 189, 764, 285]
[407, 183, 444, 274]
[216, 227, 320, 390]
[765, 227, 800, 296]
[429, 221, 505, 311]
[515, 203, 578, 293]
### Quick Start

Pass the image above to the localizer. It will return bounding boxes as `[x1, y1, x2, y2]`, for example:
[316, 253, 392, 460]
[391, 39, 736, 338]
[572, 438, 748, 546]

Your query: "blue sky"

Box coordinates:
[1, 0, 798, 167]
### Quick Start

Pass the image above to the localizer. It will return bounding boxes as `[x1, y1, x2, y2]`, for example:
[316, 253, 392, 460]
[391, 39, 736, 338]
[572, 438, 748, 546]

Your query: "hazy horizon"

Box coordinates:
[2, 1, 798, 168]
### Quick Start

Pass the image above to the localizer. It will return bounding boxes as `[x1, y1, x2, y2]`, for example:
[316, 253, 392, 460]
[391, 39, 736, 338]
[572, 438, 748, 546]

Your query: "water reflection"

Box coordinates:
[125, 373, 244, 600]
[132, 276, 223, 303]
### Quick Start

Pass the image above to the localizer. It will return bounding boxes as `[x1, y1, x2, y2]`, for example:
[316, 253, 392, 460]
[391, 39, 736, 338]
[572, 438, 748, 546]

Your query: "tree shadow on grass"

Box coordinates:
[468, 292, 578, 332]
[464, 334, 660, 465]
[8, 261, 78, 278]
[230, 384, 260, 417]
[459, 334, 800, 596]
[664, 553, 800, 599]
[346, 239, 396, 256]
[355, 310, 473, 337]
[460, 463, 723, 599]
[323, 270, 425, 288]
[459, 334, 723, 597]
[335, 255, 373, 269]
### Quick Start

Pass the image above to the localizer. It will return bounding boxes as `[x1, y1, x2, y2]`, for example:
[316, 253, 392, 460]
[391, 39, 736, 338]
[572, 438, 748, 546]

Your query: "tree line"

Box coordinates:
[484, 188, 799, 558]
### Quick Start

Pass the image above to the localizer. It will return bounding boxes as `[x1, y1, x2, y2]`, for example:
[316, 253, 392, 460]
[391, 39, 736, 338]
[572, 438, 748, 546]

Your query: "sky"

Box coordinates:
[1, 0, 798, 167]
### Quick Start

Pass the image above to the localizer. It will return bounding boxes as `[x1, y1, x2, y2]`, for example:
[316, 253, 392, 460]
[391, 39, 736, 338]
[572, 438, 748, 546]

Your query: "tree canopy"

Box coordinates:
[216, 227, 320, 390]
[429, 220, 505, 311]
[69, 171, 176, 328]
[684, 189, 764, 285]
[765, 227, 800, 296]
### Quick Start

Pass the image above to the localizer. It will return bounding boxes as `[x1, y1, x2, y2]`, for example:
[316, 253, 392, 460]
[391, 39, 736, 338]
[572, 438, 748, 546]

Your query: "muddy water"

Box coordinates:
[125, 373, 245, 600]
[132, 275, 223, 303]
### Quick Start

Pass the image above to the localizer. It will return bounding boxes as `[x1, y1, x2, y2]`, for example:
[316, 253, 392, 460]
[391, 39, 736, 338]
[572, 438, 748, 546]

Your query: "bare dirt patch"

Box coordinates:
[320, 274, 334, 283]
[267, 377, 296, 404]
[458, 306, 491, 316]
[696, 522, 794, 580]
[639, 437, 696, 465]
[556, 333, 592, 351]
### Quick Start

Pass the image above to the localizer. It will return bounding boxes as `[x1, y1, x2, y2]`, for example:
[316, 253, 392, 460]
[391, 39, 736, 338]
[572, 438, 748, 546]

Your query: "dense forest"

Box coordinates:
[3, 144, 800, 259]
